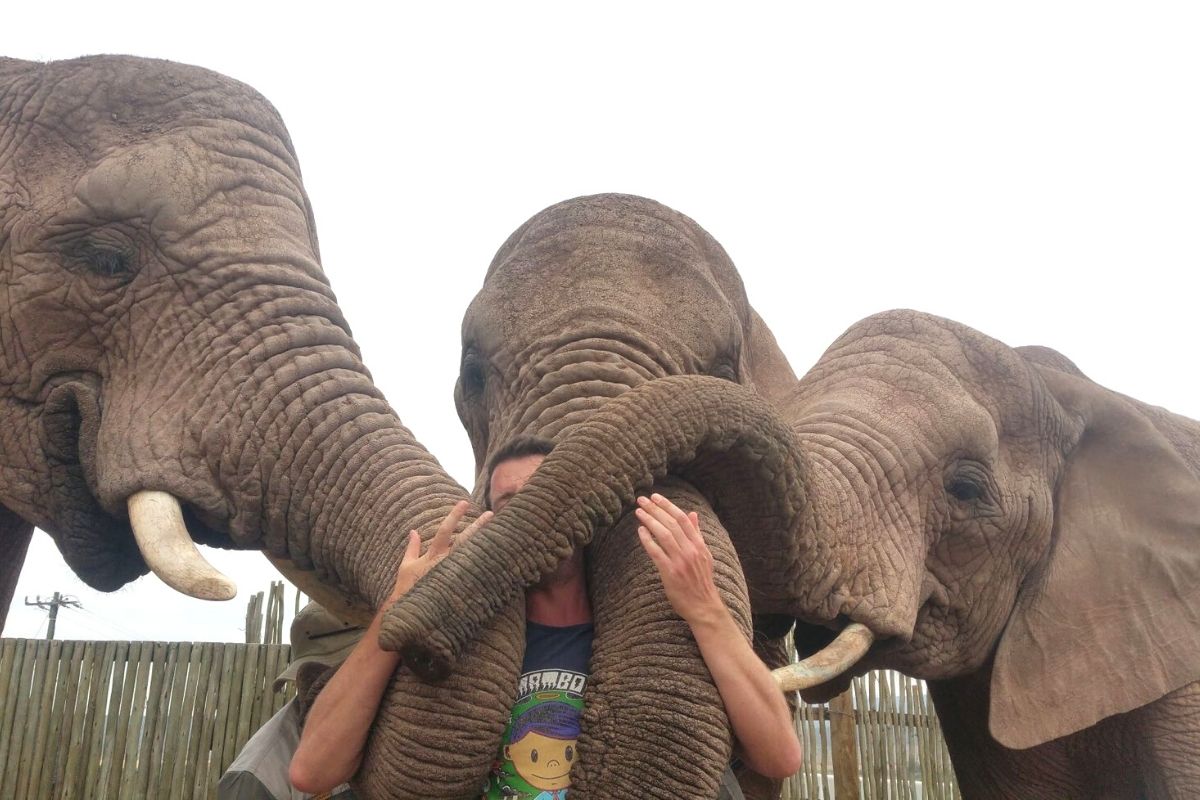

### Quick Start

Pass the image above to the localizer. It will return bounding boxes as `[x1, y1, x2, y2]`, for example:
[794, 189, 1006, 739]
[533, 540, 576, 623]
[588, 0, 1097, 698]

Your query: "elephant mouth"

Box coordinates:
[794, 616, 848, 655]
[40, 379, 142, 590]
[41, 379, 239, 598]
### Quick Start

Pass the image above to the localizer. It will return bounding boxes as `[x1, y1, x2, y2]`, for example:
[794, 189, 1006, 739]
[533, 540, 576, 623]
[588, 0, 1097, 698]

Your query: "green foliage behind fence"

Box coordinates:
[0, 636, 959, 799]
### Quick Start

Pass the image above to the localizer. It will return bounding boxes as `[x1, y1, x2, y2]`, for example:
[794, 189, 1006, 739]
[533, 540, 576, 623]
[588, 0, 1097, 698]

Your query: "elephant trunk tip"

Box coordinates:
[378, 599, 462, 682]
[399, 643, 452, 682]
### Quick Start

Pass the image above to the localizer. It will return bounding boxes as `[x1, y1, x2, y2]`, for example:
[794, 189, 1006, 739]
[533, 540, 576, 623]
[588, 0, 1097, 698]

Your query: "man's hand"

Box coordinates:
[634, 493, 725, 626]
[387, 500, 493, 605]
[293, 499, 493, 794]
[635, 492, 804, 779]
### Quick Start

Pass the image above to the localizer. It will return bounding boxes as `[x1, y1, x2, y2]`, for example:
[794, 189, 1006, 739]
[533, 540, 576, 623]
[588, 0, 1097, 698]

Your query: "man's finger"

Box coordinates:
[402, 530, 421, 563]
[430, 500, 469, 556]
[458, 510, 493, 543]
[635, 505, 681, 558]
[637, 526, 668, 568]
[685, 510, 706, 547]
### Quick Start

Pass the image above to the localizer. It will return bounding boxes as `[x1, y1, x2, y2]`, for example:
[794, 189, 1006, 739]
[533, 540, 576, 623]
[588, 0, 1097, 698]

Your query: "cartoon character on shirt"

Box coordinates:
[502, 700, 579, 799]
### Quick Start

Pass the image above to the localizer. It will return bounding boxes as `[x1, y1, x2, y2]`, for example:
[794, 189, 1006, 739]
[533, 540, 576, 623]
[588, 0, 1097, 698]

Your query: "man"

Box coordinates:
[220, 603, 362, 799]
[291, 436, 801, 797]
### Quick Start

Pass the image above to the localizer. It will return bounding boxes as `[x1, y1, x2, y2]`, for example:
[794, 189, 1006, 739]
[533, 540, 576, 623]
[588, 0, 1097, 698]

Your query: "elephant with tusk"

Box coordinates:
[388, 311, 1200, 798]
[1, 56, 801, 798]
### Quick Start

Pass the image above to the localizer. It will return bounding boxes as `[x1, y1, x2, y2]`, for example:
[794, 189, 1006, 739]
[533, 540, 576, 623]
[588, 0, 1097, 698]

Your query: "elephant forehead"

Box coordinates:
[71, 136, 209, 223]
[799, 384, 1002, 467]
[816, 311, 1049, 429]
[470, 247, 743, 354]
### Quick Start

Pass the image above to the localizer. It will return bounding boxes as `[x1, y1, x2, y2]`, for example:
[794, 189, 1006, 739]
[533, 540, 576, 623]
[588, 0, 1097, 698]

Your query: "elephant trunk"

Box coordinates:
[237, 368, 528, 797]
[381, 374, 812, 680]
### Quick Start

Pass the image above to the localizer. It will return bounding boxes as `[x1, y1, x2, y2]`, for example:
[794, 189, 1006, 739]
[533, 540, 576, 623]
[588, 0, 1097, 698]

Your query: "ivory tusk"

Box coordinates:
[128, 490, 237, 601]
[772, 622, 875, 693]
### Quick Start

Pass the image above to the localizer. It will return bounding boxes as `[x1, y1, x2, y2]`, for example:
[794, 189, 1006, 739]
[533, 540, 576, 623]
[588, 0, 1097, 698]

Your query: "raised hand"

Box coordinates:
[635, 493, 725, 626]
[387, 500, 493, 604]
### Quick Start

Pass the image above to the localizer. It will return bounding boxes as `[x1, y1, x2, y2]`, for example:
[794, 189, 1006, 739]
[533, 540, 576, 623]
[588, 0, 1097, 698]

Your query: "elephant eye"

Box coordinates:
[460, 349, 486, 397]
[945, 461, 993, 505]
[947, 479, 984, 502]
[707, 355, 739, 383]
[61, 233, 139, 283]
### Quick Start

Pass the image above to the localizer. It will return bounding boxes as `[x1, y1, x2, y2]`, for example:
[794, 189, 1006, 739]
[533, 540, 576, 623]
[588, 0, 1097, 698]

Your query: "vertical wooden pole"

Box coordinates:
[829, 687, 861, 800]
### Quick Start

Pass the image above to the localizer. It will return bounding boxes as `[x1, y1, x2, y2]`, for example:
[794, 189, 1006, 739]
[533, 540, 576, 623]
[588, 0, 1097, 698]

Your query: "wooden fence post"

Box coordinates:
[829, 687, 861, 799]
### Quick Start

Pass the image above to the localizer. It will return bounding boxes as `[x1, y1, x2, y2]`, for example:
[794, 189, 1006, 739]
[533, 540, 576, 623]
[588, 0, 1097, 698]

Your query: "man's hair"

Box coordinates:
[484, 434, 555, 509]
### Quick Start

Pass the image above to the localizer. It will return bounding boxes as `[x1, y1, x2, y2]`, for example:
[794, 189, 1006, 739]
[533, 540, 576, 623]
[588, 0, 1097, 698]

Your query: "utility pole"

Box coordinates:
[24, 592, 81, 640]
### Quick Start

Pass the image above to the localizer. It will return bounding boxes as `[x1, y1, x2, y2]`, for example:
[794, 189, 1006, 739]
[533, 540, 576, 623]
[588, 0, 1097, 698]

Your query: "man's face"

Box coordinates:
[488, 452, 583, 587]
[488, 453, 545, 512]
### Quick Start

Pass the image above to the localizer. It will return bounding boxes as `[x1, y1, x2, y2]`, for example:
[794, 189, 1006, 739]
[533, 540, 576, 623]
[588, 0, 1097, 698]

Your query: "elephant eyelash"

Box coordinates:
[944, 462, 993, 505]
[83, 248, 134, 278]
[60, 233, 139, 282]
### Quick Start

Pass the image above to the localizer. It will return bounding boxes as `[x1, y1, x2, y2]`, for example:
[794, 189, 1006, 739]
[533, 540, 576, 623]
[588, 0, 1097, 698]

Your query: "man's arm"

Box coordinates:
[635, 493, 803, 779]
[289, 502, 491, 793]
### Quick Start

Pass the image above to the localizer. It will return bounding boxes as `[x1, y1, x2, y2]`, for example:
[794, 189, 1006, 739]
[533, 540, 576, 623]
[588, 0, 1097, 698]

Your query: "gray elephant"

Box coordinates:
[0, 56, 795, 798]
[389, 307, 1200, 797]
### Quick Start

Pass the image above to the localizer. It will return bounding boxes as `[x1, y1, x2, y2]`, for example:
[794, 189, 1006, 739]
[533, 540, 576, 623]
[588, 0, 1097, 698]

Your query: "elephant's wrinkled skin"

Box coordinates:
[391, 310, 1200, 797]
[2, 55, 522, 799]
[1, 56, 794, 798]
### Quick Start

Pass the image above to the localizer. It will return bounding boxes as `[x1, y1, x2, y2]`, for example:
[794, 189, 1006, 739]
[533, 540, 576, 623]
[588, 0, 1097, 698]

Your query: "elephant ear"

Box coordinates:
[989, 364, 1200, 749]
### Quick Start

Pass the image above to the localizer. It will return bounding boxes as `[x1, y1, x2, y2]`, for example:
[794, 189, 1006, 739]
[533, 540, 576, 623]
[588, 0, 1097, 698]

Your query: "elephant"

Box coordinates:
[1, 55, 800, 798]
[387, 309, 1200, 797]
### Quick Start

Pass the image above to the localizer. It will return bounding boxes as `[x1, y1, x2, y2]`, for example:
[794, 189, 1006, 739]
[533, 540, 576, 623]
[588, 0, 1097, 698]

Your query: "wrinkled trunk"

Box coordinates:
[380, 375, 823, 798]
[259, 395, 528, 798]
[382, 375, 813, 679]
[572, 480, 755, 798]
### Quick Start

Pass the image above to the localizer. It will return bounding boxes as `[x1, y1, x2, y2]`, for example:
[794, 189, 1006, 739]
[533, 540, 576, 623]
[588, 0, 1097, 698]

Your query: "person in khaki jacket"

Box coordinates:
[218, 604, 363, 800]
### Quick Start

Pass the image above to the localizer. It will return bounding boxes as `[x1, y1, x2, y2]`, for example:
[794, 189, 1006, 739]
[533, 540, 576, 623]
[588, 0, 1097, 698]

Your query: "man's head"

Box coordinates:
[275, 602, 363, 691]
[485, 435, 555, 511]
[485, 435, 586, 591]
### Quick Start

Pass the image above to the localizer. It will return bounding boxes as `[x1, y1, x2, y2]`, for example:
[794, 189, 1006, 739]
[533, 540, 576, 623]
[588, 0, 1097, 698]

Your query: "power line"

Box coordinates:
[70, 605, 142, 639]
[24, 592, 82, 640]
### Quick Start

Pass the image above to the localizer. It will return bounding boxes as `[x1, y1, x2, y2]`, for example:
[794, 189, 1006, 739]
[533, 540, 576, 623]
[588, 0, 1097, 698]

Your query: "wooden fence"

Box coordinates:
[0, 637, 959, 799]
[0, 638, 293, 800]
[785, 671, 961, 800]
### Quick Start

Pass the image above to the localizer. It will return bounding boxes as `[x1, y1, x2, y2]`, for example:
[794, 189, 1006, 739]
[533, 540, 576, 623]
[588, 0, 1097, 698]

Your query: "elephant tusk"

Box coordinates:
[127, 490, 237, 601]
[771, 622, 875, 693]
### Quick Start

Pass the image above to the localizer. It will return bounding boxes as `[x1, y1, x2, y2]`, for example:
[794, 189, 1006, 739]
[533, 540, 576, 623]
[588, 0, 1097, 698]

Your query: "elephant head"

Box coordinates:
[390, 309, 1200, 795]
[2, 56, 814, 798]
[0, 55, 622, 798]
[436, 193, 814, 797]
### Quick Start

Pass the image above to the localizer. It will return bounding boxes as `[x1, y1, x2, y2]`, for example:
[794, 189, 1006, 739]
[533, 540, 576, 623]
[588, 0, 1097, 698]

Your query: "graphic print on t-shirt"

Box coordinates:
[483, 622, 592, 800]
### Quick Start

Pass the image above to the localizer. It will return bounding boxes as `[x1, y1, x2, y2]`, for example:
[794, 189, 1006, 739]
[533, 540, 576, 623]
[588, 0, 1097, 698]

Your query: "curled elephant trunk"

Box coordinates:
[381, 374, 811, 680]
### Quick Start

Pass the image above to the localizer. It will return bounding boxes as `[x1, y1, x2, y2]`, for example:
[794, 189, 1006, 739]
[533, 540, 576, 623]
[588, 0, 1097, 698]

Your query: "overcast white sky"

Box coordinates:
[5, 3, 1199, 644]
